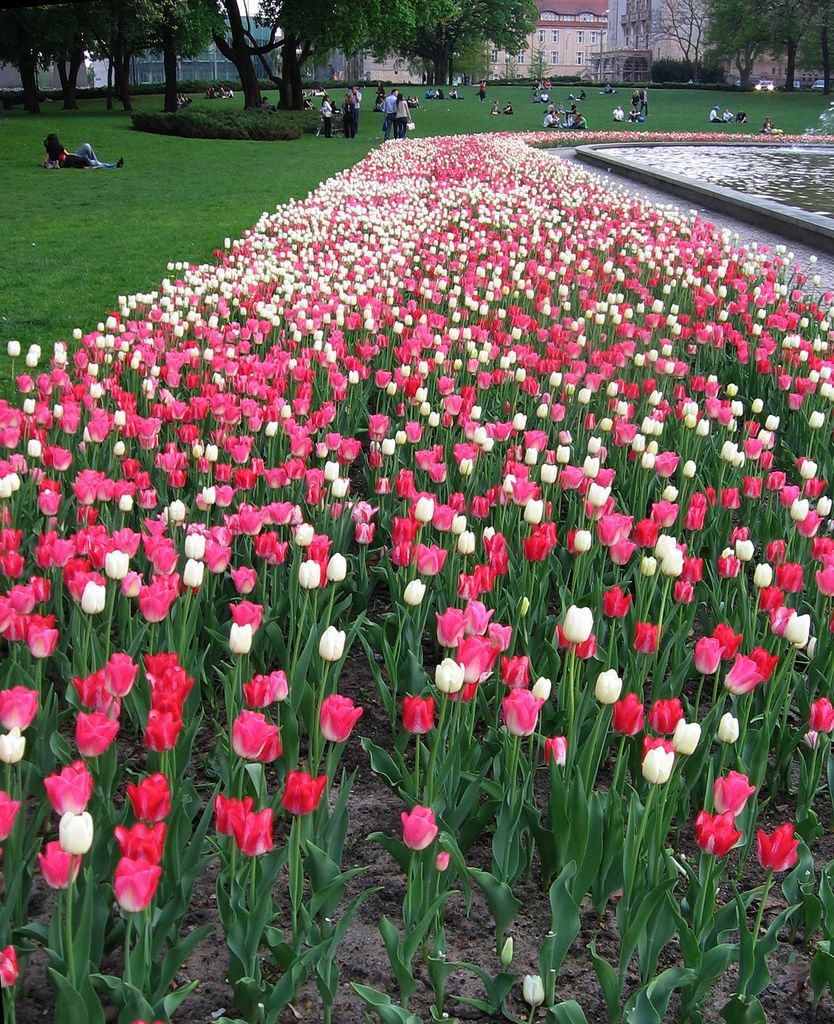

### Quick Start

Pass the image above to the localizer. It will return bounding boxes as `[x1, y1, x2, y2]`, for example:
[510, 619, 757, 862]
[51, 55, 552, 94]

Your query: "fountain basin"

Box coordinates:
[574, 142, 834, 254]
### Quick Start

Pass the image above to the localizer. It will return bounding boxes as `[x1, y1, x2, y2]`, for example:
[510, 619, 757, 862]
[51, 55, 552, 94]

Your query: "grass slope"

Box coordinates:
[1, 86, 831, 368]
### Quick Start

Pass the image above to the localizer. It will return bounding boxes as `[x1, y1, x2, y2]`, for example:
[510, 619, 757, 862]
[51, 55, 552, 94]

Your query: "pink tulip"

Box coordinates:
[502, 689, 544, 737]
[43, 760, 93, 814]
[724, 655, 764, 695]
[713, 771, 756, 815]
[114, 856, 162, 912]
[436, 607, 467, 647]
[319, 693, 364, 742]
[231, 710, 281, 762]
[693, 637, 722, 675]
[104, 653, 139, 698]
[75, 710, 120, 756]
[0, 685, 39, 731]
[401, 805, 438, 850]
[38, 840, 81, 889]
[0, 790, 21, 841]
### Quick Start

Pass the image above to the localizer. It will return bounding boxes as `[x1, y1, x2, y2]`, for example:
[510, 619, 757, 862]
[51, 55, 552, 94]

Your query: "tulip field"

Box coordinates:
[3, 131, 834, 1024]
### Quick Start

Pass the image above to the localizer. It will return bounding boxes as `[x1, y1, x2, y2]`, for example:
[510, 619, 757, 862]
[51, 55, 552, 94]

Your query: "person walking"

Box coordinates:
[352, 85, 362, 133]
[395, 91, 409, 138]
[383, 87, 398, 141]
[321, 94, 333, 138]
[478, 79, 486, 103]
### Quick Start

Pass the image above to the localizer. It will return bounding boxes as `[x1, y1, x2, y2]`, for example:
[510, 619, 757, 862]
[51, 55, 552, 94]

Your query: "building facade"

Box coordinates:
[489, 0, 609, 80]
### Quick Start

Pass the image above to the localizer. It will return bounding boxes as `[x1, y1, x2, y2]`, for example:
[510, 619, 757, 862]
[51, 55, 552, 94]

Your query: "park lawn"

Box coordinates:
[1, 85, 831, 381]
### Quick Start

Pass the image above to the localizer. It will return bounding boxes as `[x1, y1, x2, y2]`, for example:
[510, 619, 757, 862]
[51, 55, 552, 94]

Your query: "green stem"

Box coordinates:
[694, 854, 715, 946]
[414, 734, 422, 797]
[425, 697, 449, 806]
[124, 912, 133, 990]
[751, 869, 774, 945]
[65, 861, 77, 986]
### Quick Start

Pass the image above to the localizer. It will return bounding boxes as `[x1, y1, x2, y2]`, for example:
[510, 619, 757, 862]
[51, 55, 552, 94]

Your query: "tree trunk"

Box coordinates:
[215, 0, 263, 109]
[447, 57, 454, 85]
[784, 37, 797, 91]
[281, 36, 304, 109]
[162, 23, 179, 113]
[822, 23, 830, 95]
[119, 53, 133, 111]
[106, 56, 113, 111]
[18, 55, 40, 114]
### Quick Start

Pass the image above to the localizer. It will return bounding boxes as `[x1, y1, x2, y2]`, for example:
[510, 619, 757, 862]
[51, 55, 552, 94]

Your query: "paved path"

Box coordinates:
[548, 148, 834, 294]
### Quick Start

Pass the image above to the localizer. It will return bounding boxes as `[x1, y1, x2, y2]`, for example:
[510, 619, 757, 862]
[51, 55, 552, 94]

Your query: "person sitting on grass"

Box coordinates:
[722, 108, 734, 122]
[503, 102, 514, 115]
[490, 100, 499, 115]
[627, 107, 639, 122]
[735, 110, 747, 124]
[43, 132, 122, 169]
[570, 111, 588, 130]
[761, 116, 783, 135]
[449, 88, 459, 99]
[613, 104, 624, 122]
[709, 104, 721, 123]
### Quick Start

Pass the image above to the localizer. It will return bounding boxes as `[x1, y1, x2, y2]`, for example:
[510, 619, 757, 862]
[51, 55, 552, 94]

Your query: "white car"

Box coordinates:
[811, 79, 827, 91]
[754, 79, 775, 91]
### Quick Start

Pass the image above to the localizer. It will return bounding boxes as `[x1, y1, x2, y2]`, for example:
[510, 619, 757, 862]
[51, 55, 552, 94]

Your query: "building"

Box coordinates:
[489, 0, 609, 80]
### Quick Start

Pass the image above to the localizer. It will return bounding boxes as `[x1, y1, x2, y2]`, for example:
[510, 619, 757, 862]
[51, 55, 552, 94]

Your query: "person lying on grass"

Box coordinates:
[43, 133, 123, 170]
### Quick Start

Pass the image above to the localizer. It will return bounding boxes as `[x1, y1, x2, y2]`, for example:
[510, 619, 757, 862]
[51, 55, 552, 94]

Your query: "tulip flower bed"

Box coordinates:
[3, 132, 834, 1024]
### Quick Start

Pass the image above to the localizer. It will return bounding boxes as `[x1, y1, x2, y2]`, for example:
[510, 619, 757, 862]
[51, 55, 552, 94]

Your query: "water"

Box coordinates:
[600, 144, 834, 219]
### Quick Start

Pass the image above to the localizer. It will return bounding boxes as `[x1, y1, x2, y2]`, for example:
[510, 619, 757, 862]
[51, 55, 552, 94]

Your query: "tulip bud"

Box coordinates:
[524, 499, 544, 525]
[403, 579, 426, 606]
[642, 747, 674, 785]
[0, 727, 25, 764]
[595, 669, 622, 705]
[500, 936, 514, 967]
[672, 720, 701, 755]
[319, 625, 346, 662]
[59, 811, 94, 855]
[573, 529, 592, 553]
[167, 500, 186, 523]
[532, 677, 552, 701]
[562, 605, 593, 645]
[229, 622, 253, 655]
[718, 712, 739, 744]
[327, 553, 347, 583]
[295, 523, 314, 547]
[522, 975, 545, 1009]
[435, 658, 464, 694]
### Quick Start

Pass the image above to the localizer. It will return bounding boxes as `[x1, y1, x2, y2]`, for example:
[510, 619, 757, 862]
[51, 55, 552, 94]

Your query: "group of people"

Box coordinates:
[491, 101, 515, 115]
[319, 85, 363, 138]
[423, 87, 461, 100]
[542, 102, 587, 130]
[709, 104, 748, 124]
[381, 88, 414, 140]
[204, 85, 234, 100]
[176, 93, 192, 110]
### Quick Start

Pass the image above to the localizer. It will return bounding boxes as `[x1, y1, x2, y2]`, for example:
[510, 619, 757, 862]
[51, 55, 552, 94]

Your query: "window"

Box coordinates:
[579, 12, 595, 20]
[551, 50, 559, 63]
[590, 32, 597, 43]
[491, 49, 498, 61]
[577, 31, 584, 42]
[538, 30, 545, 42]
[576, 52, 583, 64]
[517, 51, 525, 63]
[552, 30, 559, 42]
[541, 10, 556, 19]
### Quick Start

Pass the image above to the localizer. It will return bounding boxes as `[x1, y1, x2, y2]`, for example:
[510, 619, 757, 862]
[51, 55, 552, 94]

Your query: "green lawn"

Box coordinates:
[1, 85, 831, 371]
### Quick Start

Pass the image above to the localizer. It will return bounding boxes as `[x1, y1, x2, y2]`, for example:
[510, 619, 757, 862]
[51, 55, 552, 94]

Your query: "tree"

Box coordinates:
[704, 0, 769, 86]
[89, 0, 152, 111]
[798, 0, 833, 93]
[656, 0, 709, 76]
[765, 0, 814, 89]
[371, 0, 537, 86]
[529, 45, 549, 83]
[213, 0, 280, 110]
[145, 0, 223, 113]
[0, 7, 51, 112]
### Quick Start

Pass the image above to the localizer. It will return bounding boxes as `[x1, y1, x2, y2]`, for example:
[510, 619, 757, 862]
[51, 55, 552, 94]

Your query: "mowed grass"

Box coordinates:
[1, 85, 831, 374]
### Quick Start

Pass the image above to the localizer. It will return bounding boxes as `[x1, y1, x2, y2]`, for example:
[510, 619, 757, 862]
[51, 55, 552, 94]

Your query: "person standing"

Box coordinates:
[321, 94, 333, 138]
[352, 85, 362, 133]
[478, 79, 486, 103]
[383, 87, 398, 141]
[395, 90, 409, 138]
[342, 90, 356, 138]
[639, 87, 649, 117]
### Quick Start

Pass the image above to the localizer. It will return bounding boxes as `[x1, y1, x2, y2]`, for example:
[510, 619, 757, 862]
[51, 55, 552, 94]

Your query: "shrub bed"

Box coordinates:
[130, 107, 318, 141]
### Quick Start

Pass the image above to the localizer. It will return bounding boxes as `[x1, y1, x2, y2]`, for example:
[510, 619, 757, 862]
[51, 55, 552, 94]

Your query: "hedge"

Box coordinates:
[130, 108, 319, 141]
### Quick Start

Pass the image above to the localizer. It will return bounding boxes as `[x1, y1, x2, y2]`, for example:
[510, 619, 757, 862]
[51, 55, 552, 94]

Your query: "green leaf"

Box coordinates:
[50, 968, 106, 1024]
[468, 866, 521, 947]
[350, 983, 422, 1024]
[719, 994, 767, 1024]
[622, 967, 696, 1024]
[588, 939, 621, 1024]
[547, 1000, 590, 1024]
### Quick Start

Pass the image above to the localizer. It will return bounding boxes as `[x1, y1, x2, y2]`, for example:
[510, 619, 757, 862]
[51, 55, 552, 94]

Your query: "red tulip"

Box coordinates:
[402, 695, 434, 734]
[231, 710, 282, 762]
[543, 736, 567, 766]
[43, 760, 93, 815]
[0, 790, 21, 841]
[319, 694, 363, 742]
[712, 624, 743, 659]
[214, 793, 253, 837]
[282, 770, 327, 816]
[0, 945, 18, 988]
[756, 823, 799, 871]
[401, 805, 438, 850]
[232, 806, 274, 856]
[114, 822, 166, 865]
[648, 698, 683, 735]
[76, 710, 120, 757]
[602, 586, 632, 618]
[114, 856, 162, 912]
[144, 709, 182, 751]
[500, 654, 529, 689]
[612, 693, 644, 735]
[810, 697, 834, 733]
[242, 670, 288, 707]
[127, 773, 171, 822]
[695, 810, 742, 857]
[104, 653, 139, 698]
[633, 621, 659, 654]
